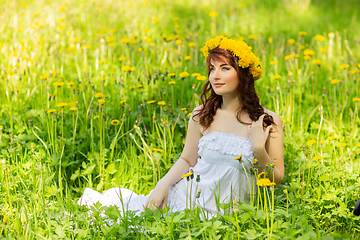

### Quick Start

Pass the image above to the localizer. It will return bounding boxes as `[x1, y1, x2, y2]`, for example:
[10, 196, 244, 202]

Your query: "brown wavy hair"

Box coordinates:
[192, 48, 276, 133]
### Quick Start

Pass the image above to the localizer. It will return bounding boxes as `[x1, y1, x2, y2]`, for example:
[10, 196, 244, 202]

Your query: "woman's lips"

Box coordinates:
[214, 83, 225, 87]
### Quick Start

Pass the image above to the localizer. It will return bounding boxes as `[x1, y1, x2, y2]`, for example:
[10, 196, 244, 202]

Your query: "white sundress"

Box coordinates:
[78, 131, 256, 219]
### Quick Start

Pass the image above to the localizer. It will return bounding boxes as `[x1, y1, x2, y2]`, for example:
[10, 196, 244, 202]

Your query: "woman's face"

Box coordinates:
[208, 58, 239, 96]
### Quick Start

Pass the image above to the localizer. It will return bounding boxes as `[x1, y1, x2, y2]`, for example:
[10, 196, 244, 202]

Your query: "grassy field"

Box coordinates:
[0, 0, 360, 239]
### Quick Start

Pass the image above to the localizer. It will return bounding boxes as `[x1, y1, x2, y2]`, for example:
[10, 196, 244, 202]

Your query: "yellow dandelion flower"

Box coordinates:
[158, 101, 166, 105]
[98, 99, 105, 105]
[173, 17, 180, 21]
[118, 56, 126, 61]
[3, 215, 8, 223]
[284, 55, 293, 60]
[351, 69, 358, 74]
[248, 34, 256, 39]
[306, 139, 316, 146]
[93, 115, 99, 119]
[167, 73, 176, 77]
[120, 38, 131, 43]
[120, 100, 126, 104]
[272, 74, 282, 80]
[57, 103, 68, 107]
[153, 148, 163, 152]
[197, 75, 207, 81]
[169, 81, 176, 84]
[330, 79, 340, 84]
[304, 55, 311, 60]
[188, 42, 196, 47]
[191, 73, 200, 77]
[106, 36, 115, 43]
[339, 64, 349, 69]
[287, 39, 295, 44]
[185, 56, 192, 60]
[13, 88, 22, 92]
[209, 11, 217, 17]
[95, 93, 103, 98]
[47, 109, 57, 114]
[147, 100, 155, 104]
[253, 158, 258, 164]
[257, 178, 271, 187]
[268, 37, 273, 42]
[299, 31, 307, 36]
[270, 61, 278, 65]
[111, 119, 120, 126]
[176, 39, 182, 45]
[356, 143, 360, 147]
[99, 60, 107, 64]
[312, 155, 323, 161]
[70, 107, 78, 111]
[304, 49, 315, 56]
[312, 59, 322, 65]
[179, 72, 189, 78]
[283, 189, 288, 194]
[337, 142, 346, 147]
[328, 136, 337, 141]
[353, 98, 360, 102]
[315, 35, 326, 41]
[233, 154, 242, 160]
[180, 108, 187, 111]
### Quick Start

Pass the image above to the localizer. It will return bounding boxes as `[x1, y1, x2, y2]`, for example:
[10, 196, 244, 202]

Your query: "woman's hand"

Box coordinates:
[247, 114, 273, 152]
[144, 180, 170, 210]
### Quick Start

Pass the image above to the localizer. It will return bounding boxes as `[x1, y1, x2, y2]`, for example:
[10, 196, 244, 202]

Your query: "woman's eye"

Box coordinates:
[222, 67, 230, 71]
[209, 68, 214, 72]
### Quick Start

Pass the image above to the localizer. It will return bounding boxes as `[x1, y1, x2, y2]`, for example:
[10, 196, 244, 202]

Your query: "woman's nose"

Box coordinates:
[213, 69, 221, 79]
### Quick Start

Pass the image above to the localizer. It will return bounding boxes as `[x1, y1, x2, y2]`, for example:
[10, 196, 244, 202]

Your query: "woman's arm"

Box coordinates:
[248, 112, 285, 186]
[144, 106, 203, 209]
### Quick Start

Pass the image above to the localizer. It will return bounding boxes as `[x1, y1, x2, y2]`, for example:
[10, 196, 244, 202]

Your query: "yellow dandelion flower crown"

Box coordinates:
[202, 35, 262, 80]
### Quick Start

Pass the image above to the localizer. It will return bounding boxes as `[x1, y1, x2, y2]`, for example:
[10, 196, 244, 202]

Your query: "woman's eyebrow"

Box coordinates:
[220, 63, 229, 67]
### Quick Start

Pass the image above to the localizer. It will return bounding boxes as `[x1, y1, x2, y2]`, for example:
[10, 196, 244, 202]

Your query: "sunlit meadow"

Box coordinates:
[0, 0, 360, 239]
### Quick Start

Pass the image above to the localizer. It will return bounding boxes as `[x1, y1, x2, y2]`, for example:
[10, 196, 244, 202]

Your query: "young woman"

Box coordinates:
[79, 36, 284, 218]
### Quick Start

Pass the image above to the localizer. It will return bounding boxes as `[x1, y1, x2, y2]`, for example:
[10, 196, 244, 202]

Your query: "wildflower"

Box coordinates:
[93, 115, 99, 119]
[209, 11, 217, 17]
[185, 56, 191, 60]
[352, 98, 360, 102]
[111, 119, 120, 126]
[306, 139, 316, 146]
[249, 166, 253, 171]
[179, 72, 189, 78]
[57, 103, 68, 107]
[147, 100, 155, 104]
[13, 88, 22, 92]
[328, 136, 337, 141]
[181, 108, 187, 111]
[99, 60, 107, 64]
[196, 75, 207, 81]
[196, 188, 201, 198]
[47, 109, 57, 114]
[312, 155, 323, 160]
[182, 171, 193, 178]
[258, 172, 265, 178]
[312, 59, 322, 65]
[283, 189, 288, 194]
[118, 56, 126, 61]
[304, 56, 311, 60]
[284, 55, 293, 60]
[233, 200, 237, 205]
[53, 82, 64, 87]
[257, 178, 271, 187]
[270, 61, 278, 65]
[95, 93, 103, 98]
[304, 49, 315, 56]
[3, 215, 7, 224]
[234, 154, 242, 161]
[268, 37, 273, 42]
[98, 99, 105, 105]
[299, 31, 307, 36]
[357, 143, 360, 147]
[106, 36, 115, 43]
[188, 42, 196, 47]
[157, 101, 166, 105]
[337, 142, 346, 147]
[120, 100, 126, 104]
[70, 107, 78, 111]
[339, 64, 350, 69]
[272, 74, 282, 80]
[287, 39, 295, 44]
[167, 73, 176, 77]
[0, 125, 3, 131]
[173, 17, 180, 21]
[169, 81, 176, 85]
[330, 79, 340, 84]
[191, 73, 200, 77]
[253, 158, 258, 164]
[315, 35, 325, 41]
[120, 38, 131, 43]
[248, 34, 256, 39]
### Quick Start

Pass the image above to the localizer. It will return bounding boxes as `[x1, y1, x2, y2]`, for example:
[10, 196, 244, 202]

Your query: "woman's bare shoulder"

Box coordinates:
[263, 108, 282, 125]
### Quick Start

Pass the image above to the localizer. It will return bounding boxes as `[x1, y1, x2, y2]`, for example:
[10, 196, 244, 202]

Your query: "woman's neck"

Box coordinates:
[220, 95, 242, 113]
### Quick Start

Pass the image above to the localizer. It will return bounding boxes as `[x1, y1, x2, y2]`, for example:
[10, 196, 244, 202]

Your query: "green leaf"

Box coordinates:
[106, 163, 117, 175]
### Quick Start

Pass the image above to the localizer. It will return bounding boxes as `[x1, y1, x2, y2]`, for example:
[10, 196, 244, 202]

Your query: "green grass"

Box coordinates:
[0, 0, 360, 239]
